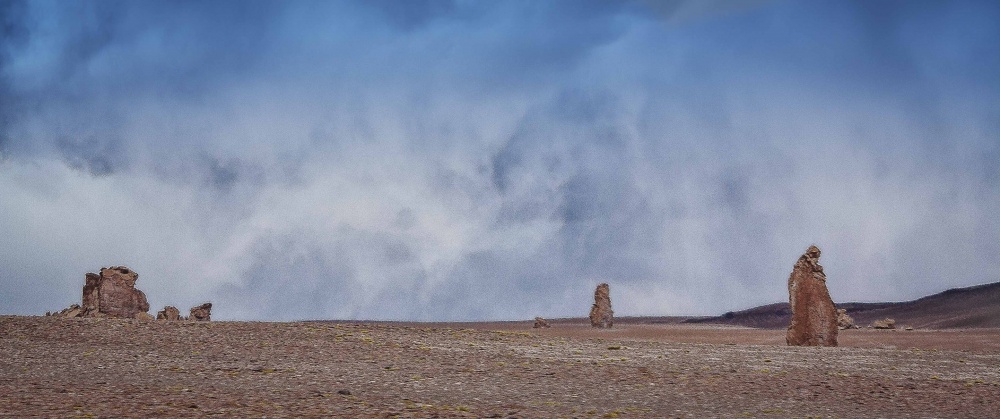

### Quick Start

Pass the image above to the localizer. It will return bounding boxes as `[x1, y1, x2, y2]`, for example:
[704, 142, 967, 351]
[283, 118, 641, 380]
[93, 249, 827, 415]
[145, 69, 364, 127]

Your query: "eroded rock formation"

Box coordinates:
[190, 303, 212, 321]
[47, 267, 217, 322]
[589, 283, 614, 328]
[79, 266, 151, 319]
[533, 317, 550, 328]
[837, 309, 856, 330]
[786, 246, 838, 346]
[157, 306, 181, 321]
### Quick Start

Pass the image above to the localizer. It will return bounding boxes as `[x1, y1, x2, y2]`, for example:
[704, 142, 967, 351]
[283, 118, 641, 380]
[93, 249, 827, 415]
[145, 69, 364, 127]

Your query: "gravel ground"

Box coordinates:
[2, 316, 999, 418]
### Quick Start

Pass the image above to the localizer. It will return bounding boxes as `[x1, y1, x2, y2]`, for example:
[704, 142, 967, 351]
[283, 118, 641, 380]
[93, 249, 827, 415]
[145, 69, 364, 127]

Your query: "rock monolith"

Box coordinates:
[80, 266, 151, 319]
[786, 246, 838, 346]
[589, 283, 614, 328]
[190, 303, 212, 321]
[157, 306, 181, 321]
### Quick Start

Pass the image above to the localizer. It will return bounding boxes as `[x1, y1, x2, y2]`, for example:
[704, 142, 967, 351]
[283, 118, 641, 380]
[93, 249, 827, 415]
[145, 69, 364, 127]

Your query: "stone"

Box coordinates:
[157, 306, 181, 321]
[52, 304, 84, 318]
[589, 283, 614, 328]
[837, 308, 856, 330]
[786, 246, 838, 346]
[190, 303, 212, 321]
[873, 318, 896, 329]
[533, 317, 551, 328]
[136, 312, 154, 321]
[79, 266, 151, 319]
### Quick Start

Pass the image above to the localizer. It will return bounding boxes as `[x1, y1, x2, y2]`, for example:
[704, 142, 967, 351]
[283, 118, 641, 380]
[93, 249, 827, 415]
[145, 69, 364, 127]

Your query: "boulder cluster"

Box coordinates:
[48, 266, 211, 322]
[152, 303, 212, 321]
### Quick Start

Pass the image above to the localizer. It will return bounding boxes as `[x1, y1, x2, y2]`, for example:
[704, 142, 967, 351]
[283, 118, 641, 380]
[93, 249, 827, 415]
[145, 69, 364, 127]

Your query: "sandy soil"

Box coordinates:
[2, 316, 999, 418]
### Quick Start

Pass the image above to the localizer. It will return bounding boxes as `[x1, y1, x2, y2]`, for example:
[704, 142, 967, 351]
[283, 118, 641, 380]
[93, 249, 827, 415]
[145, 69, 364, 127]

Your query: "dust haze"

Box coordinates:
[1, 0, 998, 320]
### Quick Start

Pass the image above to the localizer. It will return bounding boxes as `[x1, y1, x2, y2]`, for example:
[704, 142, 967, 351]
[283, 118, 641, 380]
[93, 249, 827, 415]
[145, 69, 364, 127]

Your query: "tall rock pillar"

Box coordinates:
[589, 283, 614, 328]
[786, 246, 838, 346]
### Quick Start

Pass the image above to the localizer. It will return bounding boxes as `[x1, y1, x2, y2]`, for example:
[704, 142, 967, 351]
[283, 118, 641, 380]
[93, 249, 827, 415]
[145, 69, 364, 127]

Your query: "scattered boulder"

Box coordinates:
[873, 318, 896, 329]
[79, 266, 151, 319]
[533, 317, 551, 328]
[837, 308, 856, 330]
[157, 306, 181, 321]
[589, 283, 614, 328]
[786, 246, 838, 346]
[190, 303, 212, 321]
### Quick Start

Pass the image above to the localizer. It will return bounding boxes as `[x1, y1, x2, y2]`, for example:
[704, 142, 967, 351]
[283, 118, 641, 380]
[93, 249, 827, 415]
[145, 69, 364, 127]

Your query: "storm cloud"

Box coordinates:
[1, 0, 998, 321]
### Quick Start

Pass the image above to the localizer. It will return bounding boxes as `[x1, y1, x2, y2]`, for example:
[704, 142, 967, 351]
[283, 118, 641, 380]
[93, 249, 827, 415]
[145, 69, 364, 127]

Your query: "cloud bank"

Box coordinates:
[1, 0, 998, 321]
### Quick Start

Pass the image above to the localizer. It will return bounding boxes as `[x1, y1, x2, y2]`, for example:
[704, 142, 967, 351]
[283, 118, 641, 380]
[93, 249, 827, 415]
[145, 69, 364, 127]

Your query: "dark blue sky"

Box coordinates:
[1, 0, 998, 321]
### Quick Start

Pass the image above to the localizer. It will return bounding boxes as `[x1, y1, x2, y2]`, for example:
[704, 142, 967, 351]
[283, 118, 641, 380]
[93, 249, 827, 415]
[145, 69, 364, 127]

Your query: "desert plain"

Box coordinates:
[2, 315, 999, 418]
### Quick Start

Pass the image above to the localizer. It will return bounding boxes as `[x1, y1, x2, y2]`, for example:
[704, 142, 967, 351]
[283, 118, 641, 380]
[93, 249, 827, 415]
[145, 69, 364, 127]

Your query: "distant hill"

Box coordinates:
[684, 281, 1000, 330]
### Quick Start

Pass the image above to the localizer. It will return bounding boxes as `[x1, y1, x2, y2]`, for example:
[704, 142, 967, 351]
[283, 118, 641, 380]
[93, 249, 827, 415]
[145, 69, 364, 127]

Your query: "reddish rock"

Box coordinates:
[157, 306, 181, 321]
[786, 246, 838, 346]
[873, 318, 896, 329]
[80, 266, 151, 319]
[589, 283, 614, 328]
[190, 303, 212, 321]
[533, 317, 551, 329]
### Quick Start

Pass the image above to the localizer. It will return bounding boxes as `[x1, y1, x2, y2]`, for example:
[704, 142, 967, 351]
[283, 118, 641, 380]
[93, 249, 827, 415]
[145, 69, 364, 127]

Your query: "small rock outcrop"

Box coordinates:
[837, 309, 856, 330]
[79, 266, 151, 319]
[533, 317, 551, 328]
[786, 246, 838, 346]
[873, 318, 896, 329]
[157, 306, 181, 321]
[49, 304, 84, 318]
[589, 283, 614, 328]
[189, 303, 212, 321]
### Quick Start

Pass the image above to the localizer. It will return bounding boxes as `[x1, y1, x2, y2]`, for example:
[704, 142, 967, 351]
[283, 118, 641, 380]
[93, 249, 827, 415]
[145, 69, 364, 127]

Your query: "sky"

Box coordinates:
[1, 0, 998, 321]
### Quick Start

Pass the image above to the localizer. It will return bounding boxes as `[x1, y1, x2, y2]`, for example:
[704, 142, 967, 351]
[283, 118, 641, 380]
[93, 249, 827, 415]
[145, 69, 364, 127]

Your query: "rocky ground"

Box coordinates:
[2, 316, 999, 418]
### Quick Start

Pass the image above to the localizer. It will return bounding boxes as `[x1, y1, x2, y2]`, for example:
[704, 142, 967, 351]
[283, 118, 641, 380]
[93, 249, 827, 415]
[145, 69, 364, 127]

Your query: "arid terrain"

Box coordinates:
[2, 315, 999, 418]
